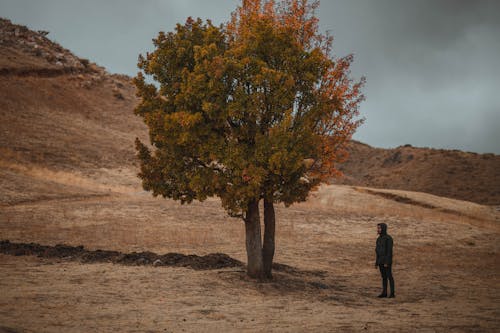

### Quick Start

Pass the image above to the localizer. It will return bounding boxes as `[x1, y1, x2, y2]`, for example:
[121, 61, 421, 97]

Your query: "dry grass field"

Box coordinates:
[1, 167, 499, 332]
[1, 18, 499, 332]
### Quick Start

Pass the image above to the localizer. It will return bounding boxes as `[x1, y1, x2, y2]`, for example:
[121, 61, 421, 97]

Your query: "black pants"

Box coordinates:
[379, 264, 395, 295]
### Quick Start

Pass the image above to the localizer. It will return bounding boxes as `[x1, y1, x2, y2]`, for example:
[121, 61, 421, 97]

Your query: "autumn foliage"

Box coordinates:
[134, 0, 364, 278]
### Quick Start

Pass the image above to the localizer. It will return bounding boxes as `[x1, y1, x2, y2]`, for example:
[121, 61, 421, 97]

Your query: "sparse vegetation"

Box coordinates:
[336, 141, 500, 205]
[80, 58, 90, 67]
[112, 87, 125, 100]
[37, 30, 49, 37]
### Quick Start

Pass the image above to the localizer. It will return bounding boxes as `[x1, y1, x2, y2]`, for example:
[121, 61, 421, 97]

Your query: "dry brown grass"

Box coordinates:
[336, 141, 500, 205]
[300, 185, 499, 231]
[1, 176, 499, 332]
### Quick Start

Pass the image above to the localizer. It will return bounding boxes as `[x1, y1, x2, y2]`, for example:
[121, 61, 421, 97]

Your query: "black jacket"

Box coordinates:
[375, 223, 393, 265]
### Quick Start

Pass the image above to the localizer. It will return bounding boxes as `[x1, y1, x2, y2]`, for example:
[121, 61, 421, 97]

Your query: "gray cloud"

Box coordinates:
[319, 0, 500, 153]
[1, 0, 498, 153]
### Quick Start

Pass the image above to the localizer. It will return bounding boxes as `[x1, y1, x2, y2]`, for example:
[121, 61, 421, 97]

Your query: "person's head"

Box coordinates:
[377, 223, 387, 235]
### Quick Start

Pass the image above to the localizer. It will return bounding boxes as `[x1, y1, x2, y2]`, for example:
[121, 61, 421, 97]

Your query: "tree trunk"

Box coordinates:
[244, 199, 264, 278]
[262, 197, 275, 279]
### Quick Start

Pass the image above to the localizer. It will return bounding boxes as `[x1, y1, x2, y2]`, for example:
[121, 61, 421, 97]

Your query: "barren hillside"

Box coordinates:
[0, 18, 147, 205]
[335, 141, 500, 205]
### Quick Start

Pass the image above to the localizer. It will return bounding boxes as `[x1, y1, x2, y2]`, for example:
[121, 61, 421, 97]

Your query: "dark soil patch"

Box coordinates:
[0, 240, 330, 282]
[0, 326, 23, 333]
[362, 189, 436, 209]
[0, 240, 243, 270]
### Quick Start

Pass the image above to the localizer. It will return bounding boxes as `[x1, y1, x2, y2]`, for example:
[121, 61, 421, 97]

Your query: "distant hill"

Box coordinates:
[334, 141, 500, 205]
[0, 18, 148, 205]
[1, 18, 498, 206]
[0, 18, 146, 174]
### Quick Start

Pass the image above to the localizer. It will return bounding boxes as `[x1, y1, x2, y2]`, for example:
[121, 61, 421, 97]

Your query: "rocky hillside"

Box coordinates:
[0, 18, 148, 205]
[0, 18, 145, 171]
[335, 141, 500, 205]
[1, 18, 92, 75]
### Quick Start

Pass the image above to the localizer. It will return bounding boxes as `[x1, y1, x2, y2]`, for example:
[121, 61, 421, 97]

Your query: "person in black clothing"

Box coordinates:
[375, 223, 395, 298]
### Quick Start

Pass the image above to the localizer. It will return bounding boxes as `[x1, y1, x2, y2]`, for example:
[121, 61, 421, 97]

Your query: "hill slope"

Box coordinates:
[0, 18, 147, 205]
[335, 141, 500, 205]
[1, 17, 499, 207]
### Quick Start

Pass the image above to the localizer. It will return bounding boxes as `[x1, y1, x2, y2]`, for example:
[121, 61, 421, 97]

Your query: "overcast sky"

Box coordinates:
[1, 0, 499, 153]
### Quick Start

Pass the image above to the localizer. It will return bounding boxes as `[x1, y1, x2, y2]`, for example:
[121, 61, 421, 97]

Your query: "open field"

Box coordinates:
[1, 167, 499, 332]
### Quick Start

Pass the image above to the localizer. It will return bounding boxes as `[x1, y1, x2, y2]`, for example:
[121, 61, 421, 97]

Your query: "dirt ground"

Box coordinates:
[1, 177, 499, 332]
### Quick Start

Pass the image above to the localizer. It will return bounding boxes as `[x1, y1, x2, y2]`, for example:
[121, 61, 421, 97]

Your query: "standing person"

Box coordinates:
[375, 223, 395, 298]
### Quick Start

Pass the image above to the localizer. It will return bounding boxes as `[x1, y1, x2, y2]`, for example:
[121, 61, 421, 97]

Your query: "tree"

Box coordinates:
[134, 0, 364, 279]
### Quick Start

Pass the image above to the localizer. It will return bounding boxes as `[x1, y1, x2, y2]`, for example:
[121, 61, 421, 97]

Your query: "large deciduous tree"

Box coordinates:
[134, 0, 364, 279]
